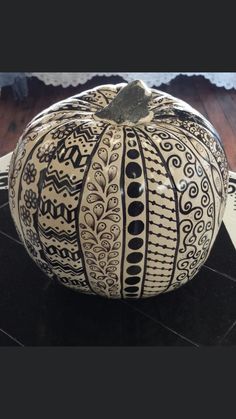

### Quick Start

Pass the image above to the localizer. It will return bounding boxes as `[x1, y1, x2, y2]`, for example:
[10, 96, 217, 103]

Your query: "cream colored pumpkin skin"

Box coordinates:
[8, 82, 229, 298]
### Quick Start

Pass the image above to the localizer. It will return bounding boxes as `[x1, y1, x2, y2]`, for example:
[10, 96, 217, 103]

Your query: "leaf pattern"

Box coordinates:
[108, 166, 117, 183]
[81, 231, 97, 242]
[93, 203, 104, 220]
[106, 266, 116, 273]
[87, 193, 104, 203]
[106, 197, 118, 211]
[83, 242, 94, 250]
[98, 147, 108, 165]
[85, 213, 95, 230]
[109, 153, 119, 164]
[97, 280, 106, 289]
[108, 251, 119, 260]
[100, 232, 113, 240]
[92, 162, 103, 170]
[103, 137, 111, 147]
[85, 251, 96, 260]
[90, 265, 104, 274]
[97, 222, 106, 234]
[81, 130, 123, 297]
[106, 184, 118, 196]
[112, 142, 121, 151]
[109, 273, 118, 280]
[103, 213, 121, 222]
[87, 182, 98, 191]
[110, 225, 121, 240]
[112, 242, 121, 250]
[101, 240, 111, 251]
[99, 261, 106, 269]
[108, 260, 119, 266]
[94, 171, 106, 192]
[87, 259, 96, 265]
[107, 279, 115, 286]
[93, 246, 106, 253]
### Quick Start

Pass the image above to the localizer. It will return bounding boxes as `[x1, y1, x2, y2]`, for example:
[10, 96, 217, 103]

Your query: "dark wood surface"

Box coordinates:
[1, 75, 236, 171]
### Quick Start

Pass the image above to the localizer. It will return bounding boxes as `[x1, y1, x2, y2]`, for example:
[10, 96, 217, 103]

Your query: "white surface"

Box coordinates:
[0, 152, 12, 189]
[26, 72, 236, 90]
[223, 171, 236, 249]
[0, 152, 12, 173]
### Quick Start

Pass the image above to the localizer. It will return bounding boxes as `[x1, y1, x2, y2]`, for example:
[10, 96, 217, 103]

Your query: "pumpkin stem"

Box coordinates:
[94, 80, 154, 126]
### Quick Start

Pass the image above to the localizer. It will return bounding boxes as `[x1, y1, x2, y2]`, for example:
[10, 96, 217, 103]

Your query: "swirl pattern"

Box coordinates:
[8, 81, 229, 298]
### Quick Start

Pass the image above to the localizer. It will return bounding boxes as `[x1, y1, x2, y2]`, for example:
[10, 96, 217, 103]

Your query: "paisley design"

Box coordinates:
[8, 80, 229, 298]
[78, 126, 123, 298]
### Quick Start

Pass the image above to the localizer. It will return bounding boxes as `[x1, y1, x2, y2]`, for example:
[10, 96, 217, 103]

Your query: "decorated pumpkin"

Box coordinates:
[8, 80, 229, 299]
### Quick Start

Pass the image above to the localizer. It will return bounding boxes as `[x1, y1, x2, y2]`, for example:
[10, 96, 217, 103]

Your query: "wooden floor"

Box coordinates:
[1, 75, 236, 171]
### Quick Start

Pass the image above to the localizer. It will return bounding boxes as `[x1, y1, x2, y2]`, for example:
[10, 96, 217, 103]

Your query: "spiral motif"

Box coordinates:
[194, 220, 205, 235]
[185, 151, 196, 164]
[176, 271, 188, 282]
[184, 163, 195, 178]
[189, 259, 199, 269]
[194, 208, 203, 220]
[198, 232, 208, 246]
[175, 142, 186, 152]
[189, 182, 199, 198]
[144, 125, 158, 134]
[206, 220, 213, 231]
[186, 249, 195, 258]
[160, 140, 174, 151]
[167, 154, 182, 168]
[203, 239, 210, 250]
[7, 80, 228, 299]
[201, 177, 209, 192]
[178, 260, 190, 269]
[207, 203, 214, 217]
[182, 220, 193, 234]
[177, 179, 188, 192]
[201, 193, 210, 207]
[195, 162, 203, 177]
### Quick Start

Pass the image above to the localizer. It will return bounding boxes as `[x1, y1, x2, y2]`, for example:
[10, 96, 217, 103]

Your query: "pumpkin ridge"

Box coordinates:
[136, 126, 180, 295]
[16, 119, 76, 277]
[134, 129, 149, 298]
[77, 122, 112, 296]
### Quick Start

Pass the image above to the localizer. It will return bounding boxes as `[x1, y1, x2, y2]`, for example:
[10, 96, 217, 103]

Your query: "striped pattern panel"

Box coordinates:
[138, 128, 178, 297]
[37, 121, 106, 292]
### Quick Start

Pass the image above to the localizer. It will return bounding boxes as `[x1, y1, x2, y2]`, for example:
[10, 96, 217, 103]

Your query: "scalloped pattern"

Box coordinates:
[26, 72, 236, 90]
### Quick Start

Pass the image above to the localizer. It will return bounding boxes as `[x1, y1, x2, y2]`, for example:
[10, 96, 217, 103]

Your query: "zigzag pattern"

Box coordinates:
[46, 245, 81, 261]
[43, 170, 82, 195]
[58, 145, 85, 167]
[38, 225, 77, 243]
[43, 180, 81, 196]
[39, 200, 76, 222]
[42, 257, 83, 274]
[73, 126, 99, 141]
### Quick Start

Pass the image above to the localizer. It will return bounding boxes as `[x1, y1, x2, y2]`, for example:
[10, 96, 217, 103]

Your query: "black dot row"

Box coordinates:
[124, 139, 145, 298]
